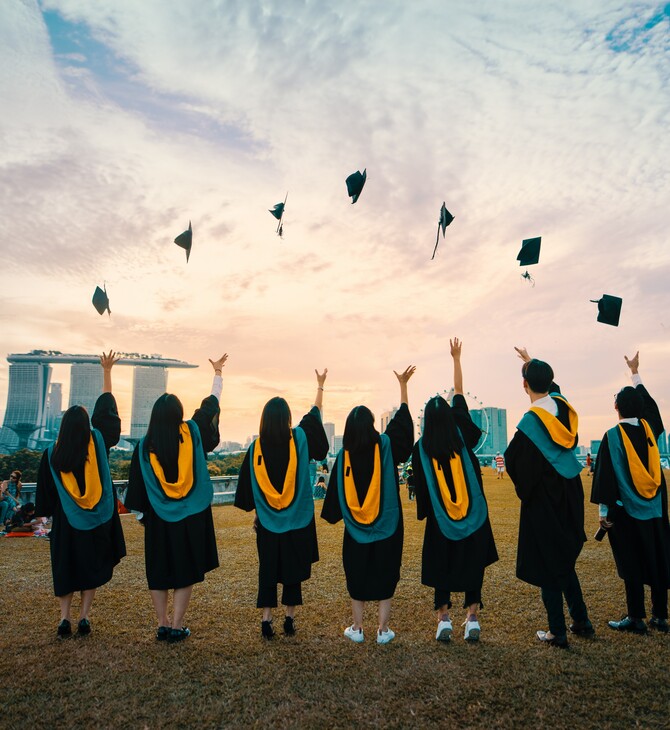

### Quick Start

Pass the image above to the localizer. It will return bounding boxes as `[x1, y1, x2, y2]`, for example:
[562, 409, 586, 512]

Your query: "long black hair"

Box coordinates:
[421, 396, 463, 460]
[51, 406, 91, 473]
[259, 397, 292, 443]
[615, 386, 644, 419]
[343, 405, 378, 453]
[145, 393, 184, 473]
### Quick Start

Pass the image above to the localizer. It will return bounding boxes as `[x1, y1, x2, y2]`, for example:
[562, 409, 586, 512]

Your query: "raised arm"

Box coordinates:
[451, 338, 463, 395]
[314, 368, 328, 413]
[207, 354, 228, 400]
[100, 350, 120, 394]
[514, 346, 531, 363]
[624, 351, 639, 376]
[393, 365, 416, 407]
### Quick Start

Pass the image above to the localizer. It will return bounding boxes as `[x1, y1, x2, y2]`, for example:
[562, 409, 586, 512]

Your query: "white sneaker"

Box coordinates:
[344, 624, 364, 643]
[377, 627, 395, 644]
[463, 617, 480, 642]
[436, 619, 453, 642]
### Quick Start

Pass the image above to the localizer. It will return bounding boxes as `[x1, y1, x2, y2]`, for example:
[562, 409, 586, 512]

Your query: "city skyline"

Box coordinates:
[1, 2, 668, 447]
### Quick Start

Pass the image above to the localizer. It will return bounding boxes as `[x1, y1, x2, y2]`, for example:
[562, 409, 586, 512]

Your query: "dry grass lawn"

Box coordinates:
[1, 470, 669, 728]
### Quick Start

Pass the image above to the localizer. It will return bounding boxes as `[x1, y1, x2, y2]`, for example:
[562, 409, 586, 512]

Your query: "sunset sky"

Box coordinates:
[1, 1, 669, 446]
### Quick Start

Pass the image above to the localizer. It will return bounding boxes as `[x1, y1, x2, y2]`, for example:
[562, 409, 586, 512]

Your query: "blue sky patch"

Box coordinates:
[605, 3, 670, 53]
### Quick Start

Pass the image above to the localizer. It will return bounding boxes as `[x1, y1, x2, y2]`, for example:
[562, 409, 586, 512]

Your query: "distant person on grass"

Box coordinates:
[411, 338, 498, 643]
[1, 470, 23, 503]
[235, 369, 329, 639]
[495, 453, 505, 479]
[125, 355, 226, 643]
[505, 347, 594, 649]
[591, 351, 670, 634]
[35, 351, 126, 638]
[322, 366, 415, 645]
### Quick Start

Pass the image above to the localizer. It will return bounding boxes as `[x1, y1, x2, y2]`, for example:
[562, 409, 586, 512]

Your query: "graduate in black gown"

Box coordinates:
[322, 366, 415, 645]
[125, 354, 226, 643]
[505, 347, 594, 649]
[36, 351, 126, 638]
[412, 339, 498, 643]
[591, 351, 670, 633]
[235, 369, 329, 639]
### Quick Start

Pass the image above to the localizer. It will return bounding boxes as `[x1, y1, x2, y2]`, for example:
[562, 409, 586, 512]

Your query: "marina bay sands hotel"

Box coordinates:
[0, 351, 196, 452]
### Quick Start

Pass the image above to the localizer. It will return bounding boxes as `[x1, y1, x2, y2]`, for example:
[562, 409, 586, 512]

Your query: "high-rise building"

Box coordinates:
[333, 435, 343, 453]
[0, 359, 52, 450]
[590, 439, 602, 456]
[46, 382, 63, 436]
[130, 366, 168, 439]
[324, 422, 335, 453]
[380, 408, 399, 434]
[470, 407, 508, 454]
[69, 364, 103, 416]
[656, 431, 667, 453]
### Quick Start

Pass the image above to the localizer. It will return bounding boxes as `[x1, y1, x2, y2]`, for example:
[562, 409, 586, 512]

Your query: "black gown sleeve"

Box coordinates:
[35, 450, 55, 517]
[91, 393, 121, 452]
[385, 403, 414, 465]
[451, 394, 482, 450]
[191, 395, 221, 453]
[411, 443, 430, 521]
[636, 384, 665, 440]
[321, 461, 343, 523]
[234, 450, 255, 512]
[590, 432, 619, 509]
[505, 430, 546, 502]
[124, 446, 149, 513]
[297, 407, 329, 460]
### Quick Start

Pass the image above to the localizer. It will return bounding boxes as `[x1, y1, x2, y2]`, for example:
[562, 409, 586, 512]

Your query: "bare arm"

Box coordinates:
[451, 338, 463, 395]
[624, 351, 639, 376]
[314, 369, 328, 413]
[100, 350, 121, 394]
[393, 365, 416, 406]
[514, 346, 531, 363]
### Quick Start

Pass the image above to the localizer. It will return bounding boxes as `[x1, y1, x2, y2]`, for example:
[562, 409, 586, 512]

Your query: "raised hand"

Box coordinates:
[100, 350, 121, 370]
[624, 351, 639, 374]
[394, 365, 416, 384]
[450, 338, 462, 359]
[315, 368, 328, 388]
[209, 354, 228, 372]
[514, 346, 531, 363]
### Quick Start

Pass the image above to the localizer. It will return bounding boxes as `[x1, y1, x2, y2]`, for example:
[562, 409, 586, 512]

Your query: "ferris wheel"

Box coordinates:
[416, 389, 490, 454]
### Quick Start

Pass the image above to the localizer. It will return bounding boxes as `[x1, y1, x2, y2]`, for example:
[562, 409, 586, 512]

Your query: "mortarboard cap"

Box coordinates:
[432, 202, 455, 259]
[269, 193, 288, 236]
[346, 169, 367, 204]
[174, 221, 192, 262]
[517, 237, 541, 267]
[92, 285, 111, 316]
[590, 294, 622, 327]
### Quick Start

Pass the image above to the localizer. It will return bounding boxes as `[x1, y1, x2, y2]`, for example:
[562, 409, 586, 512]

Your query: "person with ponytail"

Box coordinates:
[411, 338, 498, 643]
[35, 351, 126, 638]
[125, 354, 227, 643]
[235, 369, 329, 639]
[321, 366, 415, 645]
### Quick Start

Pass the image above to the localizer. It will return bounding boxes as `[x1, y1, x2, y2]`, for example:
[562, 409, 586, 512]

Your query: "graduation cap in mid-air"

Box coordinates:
[517, 236, 541, 285]
[346, 169, 367, 204]
[590, 294, 622, 327]
[92, 284, 111, 316]
[269, 193, 288, 237]
[174, 221, 193, 262]
[431, 202, 455, 260]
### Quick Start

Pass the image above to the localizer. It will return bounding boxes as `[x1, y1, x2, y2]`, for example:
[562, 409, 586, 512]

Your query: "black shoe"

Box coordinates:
[649, 617, 669, 633]
[569, 619, 595, 638]
[77, 618, 91, 636]
[156, 626, 171, 641]
[607, 616, 647, 634]
[57, 619, 72, 638]
[167, 627, 191, 643]
[283, 616, 296, 636]
[261, 620, 275, 639]
[536, 630, 569, 649]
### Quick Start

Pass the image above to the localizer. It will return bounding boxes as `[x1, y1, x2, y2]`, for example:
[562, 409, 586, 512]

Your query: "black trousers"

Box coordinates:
[434, 587, 482, 611]
[624, 580, 668, 620]
[257, 582, 302, 609]
[540, 568, 589, 638]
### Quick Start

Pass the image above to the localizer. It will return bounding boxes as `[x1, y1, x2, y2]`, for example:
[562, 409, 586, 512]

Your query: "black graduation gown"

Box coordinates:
[505, 384, 586, 590]
[35, 392, 127, 596]
[125, 395, 220, 590]
[412, 395, 498, 592]
[590, 384, 670, 588]
[321, 403, 414, 601]
[235, 407, 328, 589]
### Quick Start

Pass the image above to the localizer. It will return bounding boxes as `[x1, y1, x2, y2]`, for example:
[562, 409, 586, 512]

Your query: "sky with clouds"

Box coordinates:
[1, 0, 669, 446]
